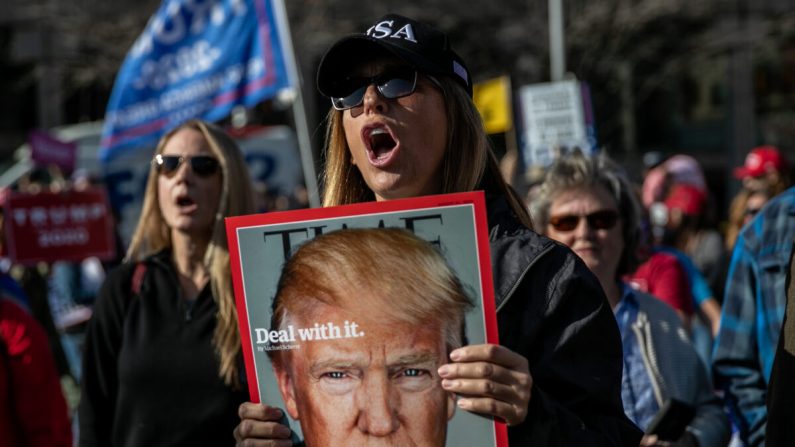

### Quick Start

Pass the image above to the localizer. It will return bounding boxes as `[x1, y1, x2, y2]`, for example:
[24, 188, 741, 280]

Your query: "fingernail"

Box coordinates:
[450, 349, 462, 361]
[438, 365, 450, 377]
[457, 398, 470, 409]
[441, 379, 454, 388]
[276, 425, 292, 437]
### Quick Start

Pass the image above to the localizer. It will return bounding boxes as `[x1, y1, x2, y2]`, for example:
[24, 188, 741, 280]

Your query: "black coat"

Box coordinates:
[487, 196, 642, 446]
[78, 250, 248, 447]
[766, 248, 795, 446]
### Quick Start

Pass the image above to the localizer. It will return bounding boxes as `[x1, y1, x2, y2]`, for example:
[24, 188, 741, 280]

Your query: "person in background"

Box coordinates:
[0, 199, 71, 447]
[725, 188, 772, 254]
[661, 183, 725, 288]
[531, 150, 729, 447]
[721, 147, 788, 306]
[733, 145, 789, 197]
[712, 187, 774, 307]
[234, 13, 641, 446]
[629, 230, 696, 328]
[659, 185, 723, 338]
[641, 156, 724, 314]
[713, 184, 795, 447]
[1, 294, 72, 447]
[79, 119, 255, 446]
[640, 173, 723, 370]
[656, 156, 725, 299]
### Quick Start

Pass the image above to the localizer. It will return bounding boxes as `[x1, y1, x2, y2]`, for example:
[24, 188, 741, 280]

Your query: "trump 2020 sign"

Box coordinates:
[100, 0, 292, 162]
[3, 188, 117, 265]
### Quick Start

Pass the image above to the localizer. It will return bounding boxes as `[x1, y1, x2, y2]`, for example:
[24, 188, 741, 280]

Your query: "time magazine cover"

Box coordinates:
[225, 191, 507, 446]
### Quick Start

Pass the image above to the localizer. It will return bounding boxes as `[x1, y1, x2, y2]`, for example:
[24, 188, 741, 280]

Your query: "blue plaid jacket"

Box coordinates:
[712, 186, 795, 447]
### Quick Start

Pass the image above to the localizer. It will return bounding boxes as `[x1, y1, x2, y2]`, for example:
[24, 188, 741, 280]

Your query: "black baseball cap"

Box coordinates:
[317, 14, 473, 98]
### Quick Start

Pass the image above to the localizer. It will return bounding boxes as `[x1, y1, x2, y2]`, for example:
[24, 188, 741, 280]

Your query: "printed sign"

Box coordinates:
[4, 188, 117, 265]
[519, 80, 596, 167]
[100, 0, 292, 162]
[474, 76, 513, 134]
[226, 191, 507, 447]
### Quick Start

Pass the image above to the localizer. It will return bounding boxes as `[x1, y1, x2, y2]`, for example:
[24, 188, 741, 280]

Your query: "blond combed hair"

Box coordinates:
[269, 228, 473, 364]
[126, 119, 255, 388]
[321, 76, 532, 229]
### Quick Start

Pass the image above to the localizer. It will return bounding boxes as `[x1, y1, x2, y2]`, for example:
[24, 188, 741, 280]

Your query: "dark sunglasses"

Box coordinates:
[330, 67, 418, 111]
[153, 154, 220, 178]
[548, 210, 621, 232]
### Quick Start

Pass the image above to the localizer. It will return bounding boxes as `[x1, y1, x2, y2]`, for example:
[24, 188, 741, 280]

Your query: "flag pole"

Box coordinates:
[499, 76, 519, 186]
[272, 0, 320, 208]
[549, 0, 565, 81]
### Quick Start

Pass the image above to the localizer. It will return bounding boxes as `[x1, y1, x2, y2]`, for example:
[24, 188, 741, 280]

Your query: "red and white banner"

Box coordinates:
[4, 188, 116, 265]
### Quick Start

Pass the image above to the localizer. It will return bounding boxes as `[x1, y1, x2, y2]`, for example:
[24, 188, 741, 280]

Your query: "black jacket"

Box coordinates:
[766, 248, 795, 446]
[488, 196, 642, 446]
[78, 250, 248, 447]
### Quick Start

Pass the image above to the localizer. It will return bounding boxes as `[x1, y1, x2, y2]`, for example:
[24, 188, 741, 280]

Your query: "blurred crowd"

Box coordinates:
[4, 140, 790, 447]
[525, 145, 792, 447]
[3, 10, 795, 447]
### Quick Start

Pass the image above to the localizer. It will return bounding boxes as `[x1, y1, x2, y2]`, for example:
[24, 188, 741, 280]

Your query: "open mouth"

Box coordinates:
[364, 125, 399, 166]
[176, 196, 196, 207]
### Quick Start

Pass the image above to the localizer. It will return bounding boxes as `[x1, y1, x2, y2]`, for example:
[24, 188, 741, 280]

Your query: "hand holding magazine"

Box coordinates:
[226, 191, 507, 446]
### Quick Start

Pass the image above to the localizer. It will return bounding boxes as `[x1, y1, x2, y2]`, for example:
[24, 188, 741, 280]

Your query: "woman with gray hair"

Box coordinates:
[531, 150, 729, 447]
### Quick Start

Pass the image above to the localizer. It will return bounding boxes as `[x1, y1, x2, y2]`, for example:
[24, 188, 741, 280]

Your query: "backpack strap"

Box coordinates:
[131, 262, 147, 296]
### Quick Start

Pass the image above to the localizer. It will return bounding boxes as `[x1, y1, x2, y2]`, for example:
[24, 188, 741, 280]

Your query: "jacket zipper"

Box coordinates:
[496, 244, 555, 313]
[632, 314, 665, 406]
[183, 299, 194, 322]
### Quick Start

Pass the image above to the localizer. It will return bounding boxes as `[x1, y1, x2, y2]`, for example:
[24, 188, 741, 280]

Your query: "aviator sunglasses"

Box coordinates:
[330, 66, 419, 111]
[548, 210, 621, 232]
[153, 154, 220, 178]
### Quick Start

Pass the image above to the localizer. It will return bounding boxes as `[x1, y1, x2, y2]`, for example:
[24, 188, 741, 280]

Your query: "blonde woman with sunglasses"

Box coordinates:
[530, 150, 729, 447]
[79, 119, 255, 447]
[235, 14, 640, 447]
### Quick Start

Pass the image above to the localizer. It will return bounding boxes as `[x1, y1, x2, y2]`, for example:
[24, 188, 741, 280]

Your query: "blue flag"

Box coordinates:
[100, 0, 292, 162]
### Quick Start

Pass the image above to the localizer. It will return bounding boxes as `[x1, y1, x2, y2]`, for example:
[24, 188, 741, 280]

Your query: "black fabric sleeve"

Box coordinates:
[766, 246, 795, 446]
[502, 246, 642, 446]
[675, 431, 700, 447]
[78, 263, 136, 447]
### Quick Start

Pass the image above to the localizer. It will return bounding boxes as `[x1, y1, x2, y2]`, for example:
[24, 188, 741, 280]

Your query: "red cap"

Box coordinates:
[665, 184, 707, 216]
[734, 146, 787, 179]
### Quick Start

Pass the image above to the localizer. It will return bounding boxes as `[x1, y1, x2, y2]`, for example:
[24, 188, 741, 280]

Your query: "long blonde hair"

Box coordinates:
[725, 187, 771, 251]
[321, 76, 532, 228]
[126, 119, 255, 387]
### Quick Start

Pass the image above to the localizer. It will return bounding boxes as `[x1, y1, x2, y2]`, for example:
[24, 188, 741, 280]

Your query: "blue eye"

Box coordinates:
[403, 368, 424, 377]
[323, 371, 347, 379]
